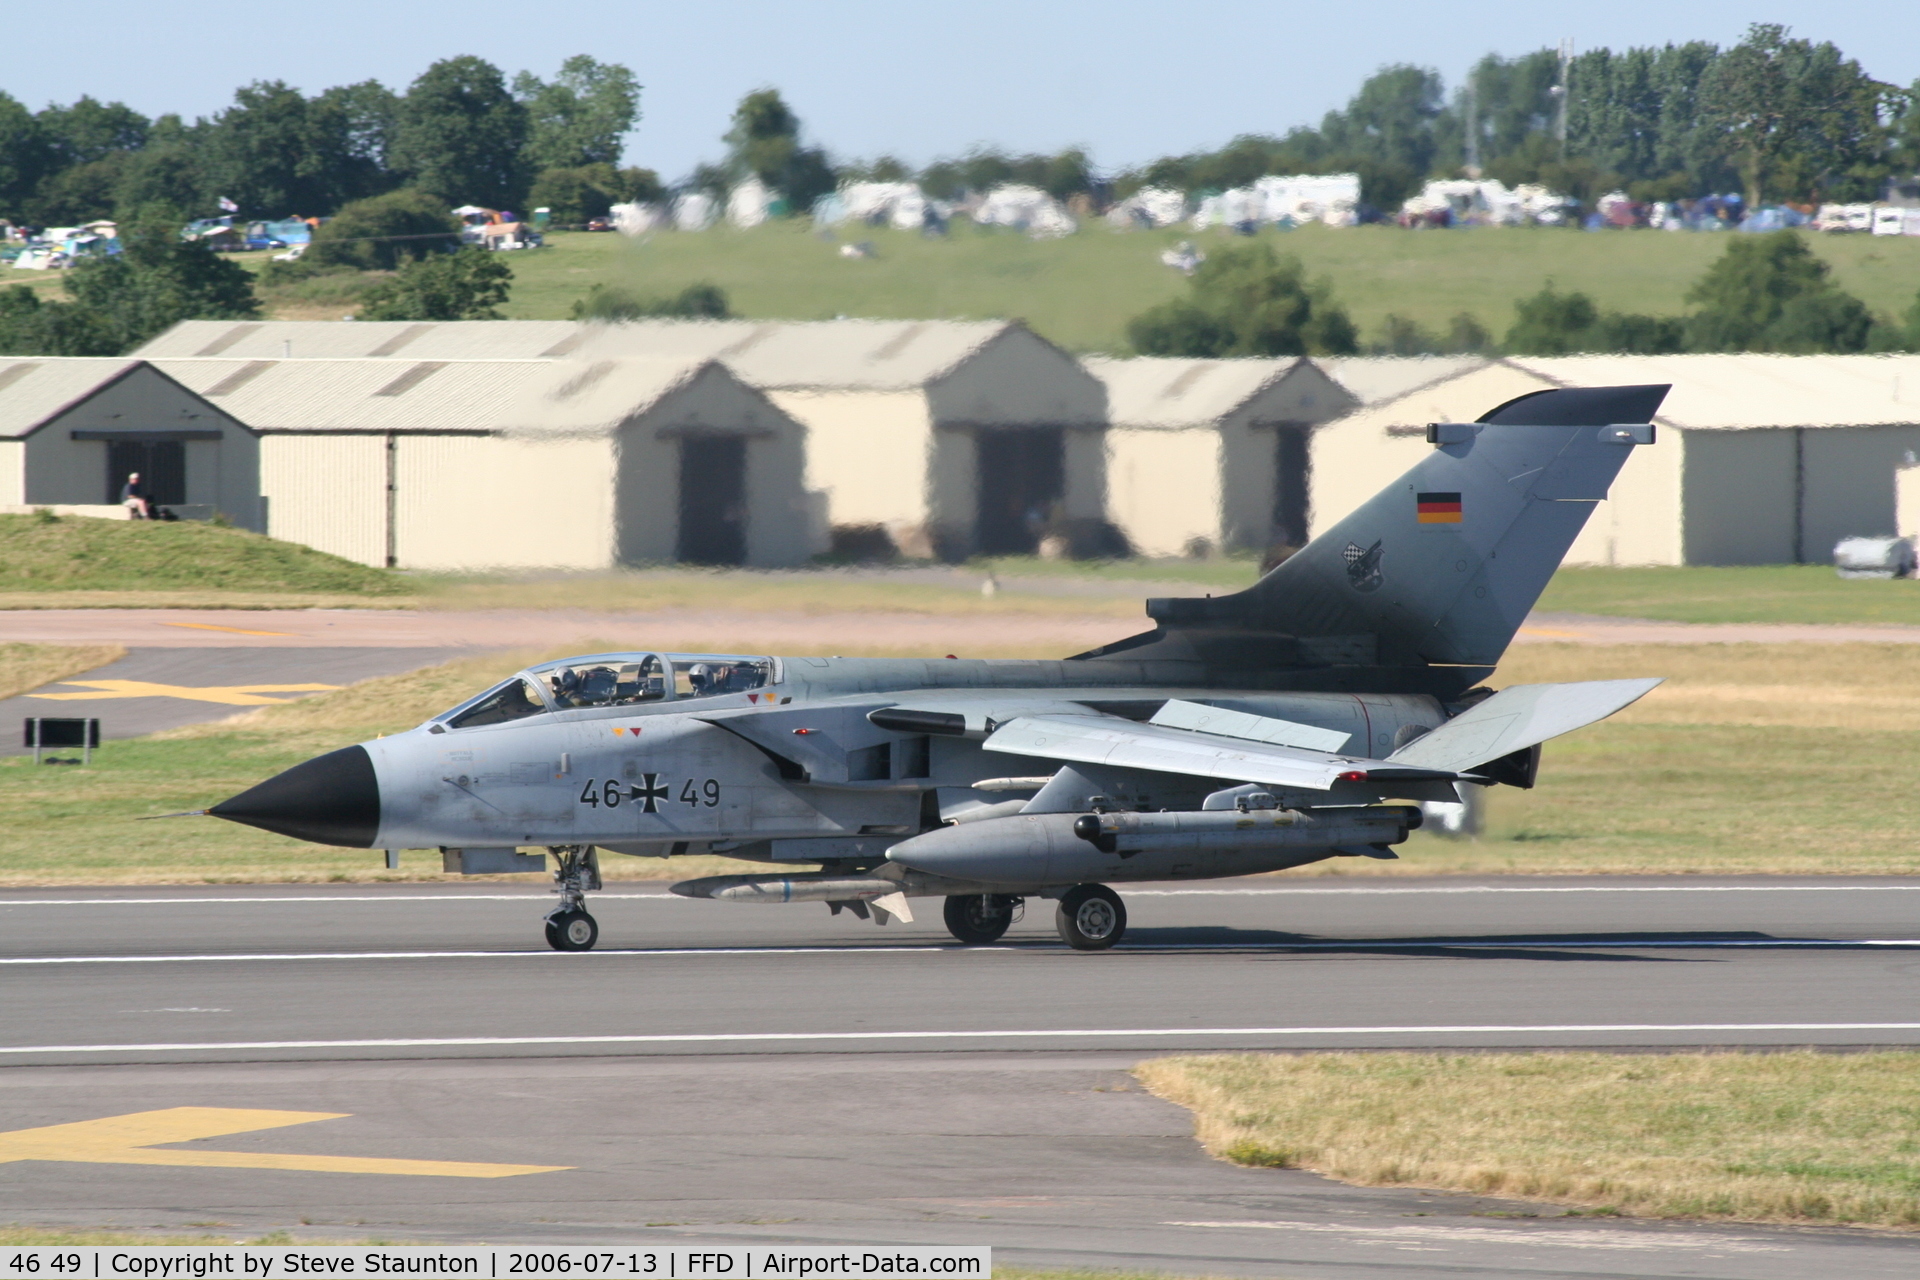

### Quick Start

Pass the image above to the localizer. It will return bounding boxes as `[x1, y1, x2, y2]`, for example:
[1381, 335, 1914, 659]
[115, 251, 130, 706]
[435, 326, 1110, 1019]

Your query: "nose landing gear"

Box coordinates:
[943, 893, 1022, 945]
[545, 845, 602, 951]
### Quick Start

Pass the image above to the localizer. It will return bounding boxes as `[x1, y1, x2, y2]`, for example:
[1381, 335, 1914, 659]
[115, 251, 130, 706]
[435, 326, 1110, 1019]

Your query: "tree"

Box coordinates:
[1319, 65, 1446, 183]
[1127, 243, 1357, 357]
[0, 91, 54, 216]
[305, 188, 460, 270]
[37, 96, 148, 169]
[1374, 312, 1492, 355]
[109, 143, 207, 220]
[1683, 231, 1872, 352]
[389, 56, 531, 209]
[570, 281, 730, 321]
[515, 56, 640, 171]
[0, 284, 119, 355]
[528, 163, 661, 224]
[356, 248, 511, 320]
[200, 80, 385, 216]
[60, 209, 258, 350]
[1503, 283, 1683, 354]
[723, 88, 837, 212]
[1698, 24, 1891, 207]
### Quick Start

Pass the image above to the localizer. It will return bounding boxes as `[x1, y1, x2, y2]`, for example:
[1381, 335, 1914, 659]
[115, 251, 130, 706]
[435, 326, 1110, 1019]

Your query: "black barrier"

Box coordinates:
[25, 716, 100, 763]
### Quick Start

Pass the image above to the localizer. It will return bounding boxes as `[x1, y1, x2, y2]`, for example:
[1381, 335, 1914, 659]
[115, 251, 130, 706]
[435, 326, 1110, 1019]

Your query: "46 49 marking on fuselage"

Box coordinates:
[579, 773, 719, 813]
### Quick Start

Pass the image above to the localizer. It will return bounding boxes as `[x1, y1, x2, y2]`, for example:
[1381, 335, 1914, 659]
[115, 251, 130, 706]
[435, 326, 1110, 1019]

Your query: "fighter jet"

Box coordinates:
[209, 384, 1668, 951]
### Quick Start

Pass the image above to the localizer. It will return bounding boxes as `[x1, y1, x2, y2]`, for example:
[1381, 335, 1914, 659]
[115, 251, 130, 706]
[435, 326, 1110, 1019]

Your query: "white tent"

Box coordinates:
[671, 191, 718, 231]
[609, 202, 662, 236]
[1191, 175, 1360, 230]
[1105, 188, 1188, 229]
[1400, 179, 1567, 226]
[727, 177, 778, 229]
[972, 185, 1076, 238]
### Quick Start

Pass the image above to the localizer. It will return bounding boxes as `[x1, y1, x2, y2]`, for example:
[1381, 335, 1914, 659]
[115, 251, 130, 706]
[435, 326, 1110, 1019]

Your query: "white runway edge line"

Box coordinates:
[7, 938, 1920, 965]
[5, 884, 1920, 906]
[6, 1023, 1920, 1056]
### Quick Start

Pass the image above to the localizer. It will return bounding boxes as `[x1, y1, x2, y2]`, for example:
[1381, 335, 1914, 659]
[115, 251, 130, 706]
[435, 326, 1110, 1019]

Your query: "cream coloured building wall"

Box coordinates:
[0, 440, 22, 504]
[395, 435, 615, 571]
[768, 389, 928, 532]
[1561, 430, 1683, 566]
[1218, 413, 1279, 552]
[1106, 428, 1222, 557]
[260, 435, 387, 567]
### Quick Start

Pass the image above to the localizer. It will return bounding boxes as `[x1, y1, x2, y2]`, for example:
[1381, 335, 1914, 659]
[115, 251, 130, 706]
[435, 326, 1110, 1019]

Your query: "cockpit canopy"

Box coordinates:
[441, 652, 776, 729]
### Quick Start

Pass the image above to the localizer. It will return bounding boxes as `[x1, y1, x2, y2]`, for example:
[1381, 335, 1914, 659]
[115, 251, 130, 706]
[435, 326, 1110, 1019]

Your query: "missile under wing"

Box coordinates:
[208, 384, 1669, 951]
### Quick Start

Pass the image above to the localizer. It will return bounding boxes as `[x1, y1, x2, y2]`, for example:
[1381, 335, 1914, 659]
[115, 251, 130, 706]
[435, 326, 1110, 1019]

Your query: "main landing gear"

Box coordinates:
[942, 893, 1022, 944]
[544, 845, 602, 951]
[1056, 884, 1126, 951]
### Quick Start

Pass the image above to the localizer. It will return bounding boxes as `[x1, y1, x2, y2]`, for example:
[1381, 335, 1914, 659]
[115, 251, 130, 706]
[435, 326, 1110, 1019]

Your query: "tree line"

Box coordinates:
[0, 54, 650, 227]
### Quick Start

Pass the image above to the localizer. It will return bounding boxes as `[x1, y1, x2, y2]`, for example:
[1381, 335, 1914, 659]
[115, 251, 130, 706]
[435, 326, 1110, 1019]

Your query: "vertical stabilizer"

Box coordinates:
[1082, 384, 1668, 687]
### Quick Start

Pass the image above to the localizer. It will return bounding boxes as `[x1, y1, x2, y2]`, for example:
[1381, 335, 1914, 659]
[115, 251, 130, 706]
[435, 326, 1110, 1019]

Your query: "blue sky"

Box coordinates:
[28, 4, 1920, 182]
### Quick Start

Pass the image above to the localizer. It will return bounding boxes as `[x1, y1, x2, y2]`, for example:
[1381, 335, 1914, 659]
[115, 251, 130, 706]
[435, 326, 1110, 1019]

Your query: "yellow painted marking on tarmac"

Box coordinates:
[1518, 627, 1583, 639]
[160, 622, 299, 637]
[29, 680, 341, 705]
[0, 1107, 569, 1178]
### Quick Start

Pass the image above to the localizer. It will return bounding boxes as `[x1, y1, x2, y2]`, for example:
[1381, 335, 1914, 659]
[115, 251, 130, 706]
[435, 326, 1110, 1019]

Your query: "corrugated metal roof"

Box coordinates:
[1319, 356, 1491, 406]
[1082, 356, 1302, 427]
[134, 320, 586, 360]
[137, 318, 1017, 390]
[152, 357, 708, 434]
[1511, 354, 1920, 429]
[0, 358, 143, 438]
[571, 318, 1012, 389]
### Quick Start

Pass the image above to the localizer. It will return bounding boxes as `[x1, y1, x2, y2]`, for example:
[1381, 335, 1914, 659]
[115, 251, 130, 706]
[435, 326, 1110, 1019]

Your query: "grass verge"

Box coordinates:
[0, 515, 408, 596]
[1538, 566, 1920, 627]
[0, 643, 123, 701]
[1137, 1051, 1920, 1229]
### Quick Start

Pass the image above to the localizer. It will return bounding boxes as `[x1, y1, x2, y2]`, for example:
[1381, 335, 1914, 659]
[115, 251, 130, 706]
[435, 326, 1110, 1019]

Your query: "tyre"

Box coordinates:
[1055, 884, 1125, 951]
[943, 894, 1017, 945]
[545, 909, 599, 951]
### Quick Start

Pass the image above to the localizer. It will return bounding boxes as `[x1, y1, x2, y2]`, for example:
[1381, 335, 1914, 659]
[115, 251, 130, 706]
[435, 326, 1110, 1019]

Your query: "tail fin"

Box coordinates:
[1081, 383, 1668, 692]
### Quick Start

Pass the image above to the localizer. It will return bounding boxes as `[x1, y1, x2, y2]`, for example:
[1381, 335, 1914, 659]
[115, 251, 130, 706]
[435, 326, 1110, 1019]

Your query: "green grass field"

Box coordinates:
[483, 224, 1920, 352]
[1537, 565, 1920, 625]
[7, 222, 1920, 353]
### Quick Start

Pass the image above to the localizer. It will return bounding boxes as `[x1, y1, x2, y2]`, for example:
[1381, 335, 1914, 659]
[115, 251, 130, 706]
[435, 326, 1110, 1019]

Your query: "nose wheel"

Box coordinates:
[943, 893, 1022, 945]
[545, 908, 598, 951]
[1056, 883, 1125, 950]
[544, 845, 602, 951]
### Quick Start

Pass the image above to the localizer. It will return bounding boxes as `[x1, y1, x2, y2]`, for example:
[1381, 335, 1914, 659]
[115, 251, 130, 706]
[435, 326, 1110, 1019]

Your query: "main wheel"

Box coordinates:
[545, 909, 598, 951]
[943, 894, 1016, 945]
[1055, 884, 1125, 951]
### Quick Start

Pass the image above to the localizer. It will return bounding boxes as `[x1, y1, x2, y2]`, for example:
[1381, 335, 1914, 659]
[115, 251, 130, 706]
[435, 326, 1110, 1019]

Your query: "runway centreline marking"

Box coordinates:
[7, 1022, 1920, 1055]
[7, 938, 1920, 964]
[6, 884, 1919, 906]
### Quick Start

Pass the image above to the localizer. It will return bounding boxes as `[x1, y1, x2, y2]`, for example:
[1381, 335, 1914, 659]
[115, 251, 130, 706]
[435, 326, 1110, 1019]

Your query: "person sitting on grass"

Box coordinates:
[120, 471, 150, 519]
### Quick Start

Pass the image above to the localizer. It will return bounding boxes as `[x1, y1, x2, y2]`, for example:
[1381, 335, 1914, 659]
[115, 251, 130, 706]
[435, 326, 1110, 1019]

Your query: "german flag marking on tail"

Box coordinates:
[1416, 491, 1463, 523]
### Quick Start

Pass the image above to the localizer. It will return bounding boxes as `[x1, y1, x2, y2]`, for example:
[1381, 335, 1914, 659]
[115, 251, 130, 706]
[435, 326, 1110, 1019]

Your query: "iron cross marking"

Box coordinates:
[630, 773, 670, 813]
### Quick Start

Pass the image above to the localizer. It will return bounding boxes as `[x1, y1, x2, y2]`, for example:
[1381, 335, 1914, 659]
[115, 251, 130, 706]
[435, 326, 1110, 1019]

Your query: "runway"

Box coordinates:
[3, 879, 1919, 1279]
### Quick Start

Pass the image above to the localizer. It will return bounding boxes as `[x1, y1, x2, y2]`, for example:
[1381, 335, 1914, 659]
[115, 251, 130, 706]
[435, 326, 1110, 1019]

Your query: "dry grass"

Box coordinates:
[1137, 1051, 1920, 1229]
[0, 643, 123, 701]
[0, 590, 424, 611]
[0, 1229, 240, 1245]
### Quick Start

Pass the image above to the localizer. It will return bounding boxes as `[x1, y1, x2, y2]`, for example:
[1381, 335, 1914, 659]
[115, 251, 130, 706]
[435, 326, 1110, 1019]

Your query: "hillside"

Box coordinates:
[0, 513, 409, 594]
[492, 223, 1920, 353]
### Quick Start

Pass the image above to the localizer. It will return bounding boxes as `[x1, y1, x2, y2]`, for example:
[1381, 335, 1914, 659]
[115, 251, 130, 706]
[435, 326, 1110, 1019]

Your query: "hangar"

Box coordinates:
[0, 358, 261, 525]
[149, 355, 813, 570]
[1085, 356, 1357, 558]
[141, 319, 1110, 560]
[1309, 354, 1920, 566]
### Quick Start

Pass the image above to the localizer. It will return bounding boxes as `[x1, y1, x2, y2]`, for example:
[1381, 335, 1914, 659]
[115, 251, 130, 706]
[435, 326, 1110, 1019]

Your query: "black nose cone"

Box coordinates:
[211, 745, 380, 847]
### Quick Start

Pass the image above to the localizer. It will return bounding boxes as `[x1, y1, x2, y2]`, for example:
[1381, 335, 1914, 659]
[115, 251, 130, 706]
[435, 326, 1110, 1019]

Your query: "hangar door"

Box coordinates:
[105, 440, 187, 509]
[975, 428, 1064, 555]
[678, 436, 747, 565]
[1272, 424, 1311, 550]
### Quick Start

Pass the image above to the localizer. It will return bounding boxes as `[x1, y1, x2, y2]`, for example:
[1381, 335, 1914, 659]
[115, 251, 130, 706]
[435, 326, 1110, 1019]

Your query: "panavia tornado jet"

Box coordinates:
[209, 384, 1668, 951]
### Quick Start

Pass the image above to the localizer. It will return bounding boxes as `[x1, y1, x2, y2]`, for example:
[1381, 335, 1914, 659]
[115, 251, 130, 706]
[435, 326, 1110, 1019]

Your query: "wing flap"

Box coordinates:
[984, 714, 1457, 792]
[1148, 699, 1353, 752]
[1386, 678, 1662, 773]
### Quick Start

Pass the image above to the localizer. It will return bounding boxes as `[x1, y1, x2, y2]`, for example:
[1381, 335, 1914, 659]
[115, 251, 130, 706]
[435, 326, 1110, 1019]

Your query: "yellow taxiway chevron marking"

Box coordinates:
[1518, 626, 1584, 639]
[0, 1107, 569, 1178]
[160, 622, 299, 637]
[29, 680, 341, 705]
